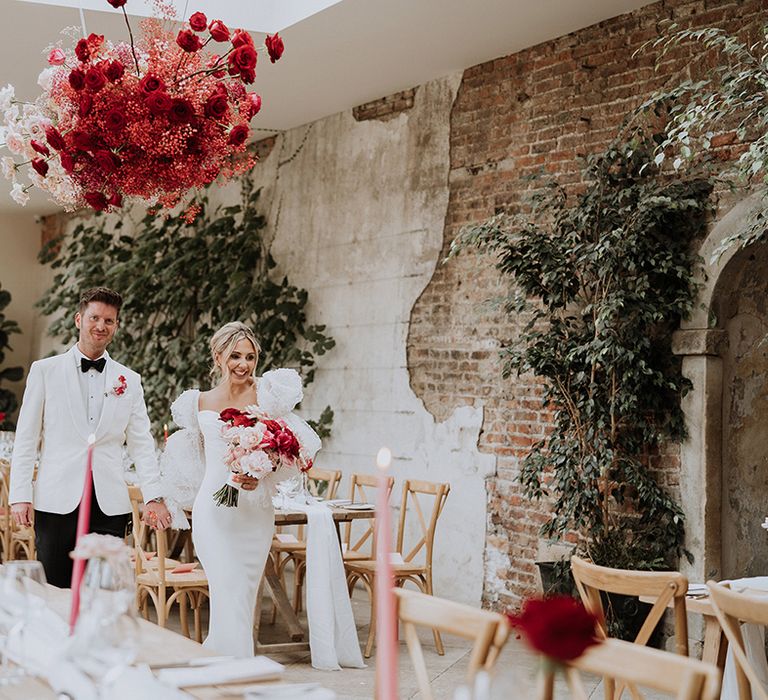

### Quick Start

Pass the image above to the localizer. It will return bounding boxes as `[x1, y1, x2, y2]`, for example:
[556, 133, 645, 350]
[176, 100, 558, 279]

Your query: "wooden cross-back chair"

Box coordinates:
[395, 588, 510, 700]
[345, 478, 450, 658]
[129, 487, 209, 642]
[269, 467, 342, 616]
[706, 580, 768, 700]
[342, 472, 394, 562]
[0, 460, 35, 562]
[570, 555, 689, 700]
[540, 637, 721, 700]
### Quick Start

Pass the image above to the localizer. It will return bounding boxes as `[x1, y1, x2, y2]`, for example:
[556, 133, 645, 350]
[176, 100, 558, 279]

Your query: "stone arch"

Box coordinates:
[674, 193, 768, 582]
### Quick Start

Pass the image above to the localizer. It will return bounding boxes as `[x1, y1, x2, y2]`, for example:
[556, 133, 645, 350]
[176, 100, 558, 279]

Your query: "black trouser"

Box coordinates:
[34, 485, 131, 588]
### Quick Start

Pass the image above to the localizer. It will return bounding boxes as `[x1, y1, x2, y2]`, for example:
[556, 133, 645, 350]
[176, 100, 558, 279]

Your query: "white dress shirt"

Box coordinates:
[73, 344, 108, 432]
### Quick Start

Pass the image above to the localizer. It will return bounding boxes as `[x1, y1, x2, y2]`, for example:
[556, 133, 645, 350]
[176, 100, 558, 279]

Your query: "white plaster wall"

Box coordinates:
[0, 214, 56, 413]
[235, 74, 496, 605]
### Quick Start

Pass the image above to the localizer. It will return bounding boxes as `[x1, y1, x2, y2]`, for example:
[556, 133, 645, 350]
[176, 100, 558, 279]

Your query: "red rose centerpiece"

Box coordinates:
[0, 1, 284, 213]
[509, 595, 600, 699]
[214, 407, 312, 507]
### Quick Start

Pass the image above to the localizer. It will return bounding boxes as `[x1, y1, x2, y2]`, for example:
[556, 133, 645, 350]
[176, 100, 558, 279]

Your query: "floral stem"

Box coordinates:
[122, 7, 141, 77]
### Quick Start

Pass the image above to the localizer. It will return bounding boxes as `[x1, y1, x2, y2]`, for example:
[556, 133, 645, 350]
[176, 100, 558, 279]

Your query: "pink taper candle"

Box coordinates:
[375, 447, 398, 700]
[69, 433, 95, 633]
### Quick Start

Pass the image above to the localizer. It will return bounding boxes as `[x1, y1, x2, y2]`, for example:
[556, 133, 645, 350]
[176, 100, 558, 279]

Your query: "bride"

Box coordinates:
[161, 321, 321, 657]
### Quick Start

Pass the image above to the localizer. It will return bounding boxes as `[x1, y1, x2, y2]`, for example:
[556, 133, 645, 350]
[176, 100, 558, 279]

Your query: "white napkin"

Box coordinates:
[157, 656, 284, 688]
[718, 577, 768, 700]
[246, 684, 337, 699]
[104, 665, 192, 699]
[282, 497, 366, 671]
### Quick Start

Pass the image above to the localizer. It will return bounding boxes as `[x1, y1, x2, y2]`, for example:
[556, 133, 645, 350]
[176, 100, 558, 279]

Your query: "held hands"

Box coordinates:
[11, 502, 33, 528]
[232, 473, 259, 491]
[143, 500, 172, 530]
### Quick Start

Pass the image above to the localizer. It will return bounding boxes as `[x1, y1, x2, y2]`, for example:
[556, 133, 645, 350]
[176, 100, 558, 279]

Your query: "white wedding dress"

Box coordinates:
[160, 369, 321, 658]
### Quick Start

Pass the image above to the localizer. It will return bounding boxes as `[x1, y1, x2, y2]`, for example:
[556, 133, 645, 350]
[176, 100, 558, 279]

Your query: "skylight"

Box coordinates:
[12, 0, 343, 33]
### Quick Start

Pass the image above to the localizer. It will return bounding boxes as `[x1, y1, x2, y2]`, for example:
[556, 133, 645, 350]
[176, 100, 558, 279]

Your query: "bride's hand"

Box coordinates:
[232, 473, 259, 491]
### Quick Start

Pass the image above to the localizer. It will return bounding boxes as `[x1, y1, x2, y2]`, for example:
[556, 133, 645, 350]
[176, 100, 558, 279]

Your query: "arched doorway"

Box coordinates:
[675, 194, 768, 582]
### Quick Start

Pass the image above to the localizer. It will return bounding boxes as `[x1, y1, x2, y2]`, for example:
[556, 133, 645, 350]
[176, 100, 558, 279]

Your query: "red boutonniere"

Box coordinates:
[107, 375, 128, 397]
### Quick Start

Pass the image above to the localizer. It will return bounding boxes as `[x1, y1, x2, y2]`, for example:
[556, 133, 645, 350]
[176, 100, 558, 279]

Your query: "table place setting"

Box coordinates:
[156, 657, 285, 688]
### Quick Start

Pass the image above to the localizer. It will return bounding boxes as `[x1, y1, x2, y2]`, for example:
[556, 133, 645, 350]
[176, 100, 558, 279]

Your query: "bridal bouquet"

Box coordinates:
[214, 407, 312, 507]
[0, 0, 284, 215]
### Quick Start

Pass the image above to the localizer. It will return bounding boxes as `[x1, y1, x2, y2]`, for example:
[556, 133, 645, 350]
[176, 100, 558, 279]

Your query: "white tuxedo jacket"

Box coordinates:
[9, 346, 163, 515]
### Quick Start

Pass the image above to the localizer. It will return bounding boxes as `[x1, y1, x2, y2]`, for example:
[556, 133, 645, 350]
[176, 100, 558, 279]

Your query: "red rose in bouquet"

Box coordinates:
[508, 595, 600, 663]
[219, 408, 258, 428]
[1, 0, 285, 213]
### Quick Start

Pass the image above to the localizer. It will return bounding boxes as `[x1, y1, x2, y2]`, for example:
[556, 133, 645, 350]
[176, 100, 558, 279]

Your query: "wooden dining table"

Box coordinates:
[1, 584, 291, 699]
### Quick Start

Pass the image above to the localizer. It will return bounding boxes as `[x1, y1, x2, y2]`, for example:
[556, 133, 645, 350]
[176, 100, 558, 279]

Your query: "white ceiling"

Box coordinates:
[2, 0, 655, 214]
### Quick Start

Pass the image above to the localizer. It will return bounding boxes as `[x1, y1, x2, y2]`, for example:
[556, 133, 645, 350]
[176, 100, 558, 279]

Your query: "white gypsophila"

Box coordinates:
[37, 67, 56, 92]
[27, 170, 44, 187]
[10, 182, 28, 205]
[1, 157, 16, 180]
[0, 85, 14, 112]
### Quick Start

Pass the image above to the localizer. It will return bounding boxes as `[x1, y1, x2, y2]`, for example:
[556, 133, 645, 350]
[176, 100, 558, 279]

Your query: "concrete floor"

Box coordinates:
[165, 583, 670, 699]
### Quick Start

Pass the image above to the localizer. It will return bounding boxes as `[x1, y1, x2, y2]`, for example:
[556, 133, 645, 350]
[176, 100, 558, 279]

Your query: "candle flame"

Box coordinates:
[376, 447, 392, 470]
[87, 433, 96, 445]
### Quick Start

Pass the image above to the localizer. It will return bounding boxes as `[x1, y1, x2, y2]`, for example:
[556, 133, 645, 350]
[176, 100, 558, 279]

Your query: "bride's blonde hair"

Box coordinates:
[210, 321, 261, 384]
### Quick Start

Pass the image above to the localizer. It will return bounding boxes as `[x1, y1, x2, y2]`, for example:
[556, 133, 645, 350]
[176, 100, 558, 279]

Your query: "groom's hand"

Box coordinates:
[11, 502, 33, 528]
[143, 500, 172, 530]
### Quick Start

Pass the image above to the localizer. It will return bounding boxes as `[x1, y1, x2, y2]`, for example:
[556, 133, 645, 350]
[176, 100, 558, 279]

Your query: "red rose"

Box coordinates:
[208, 19, 230, 42]
[104, 107, 127, 132]
[94, 149, 118, 173]
[176, 29, 203, 53]
[31, 158, 49, 177]
[262, 419, 283, 434]
[244, 93, 261, 120]
[60, 152, 76, 173]
[87, 33, 105, 53]
[219, 408, 257, 427]
[104, 60, 125, 82]
[70, 129, 96, 151]
[239, 67, 255, 85]
[78, 93, 93, 117]
[229, 45, 257, 73]
[145, 91, 172, 115]
[84, 67, 106, 92]
[276, 428, 300, 458]
[204, 92, 228, 119]
[108, 192, 123, 207]
[189, 11, 207, 31]
[265, 33, 284, 63]
[45, 126, 66, 151]
[228, 124, 249, 146]
[168, 98, 195, 124]
[0, 412, 5, 424]
[75, 38, 90, 62]
[30, 139, 50, 157]
[84, 191, 108, 211]
[231, 29, 253, 48]
[69, 68, 86, 91]
[106, 0, 127, 7]
[508, 596, 600, 662]
[139, 74, 165, 95]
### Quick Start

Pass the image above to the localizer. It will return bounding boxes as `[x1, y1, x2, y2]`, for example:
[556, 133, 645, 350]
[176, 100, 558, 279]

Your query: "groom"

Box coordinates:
[9, 287, 171, 587]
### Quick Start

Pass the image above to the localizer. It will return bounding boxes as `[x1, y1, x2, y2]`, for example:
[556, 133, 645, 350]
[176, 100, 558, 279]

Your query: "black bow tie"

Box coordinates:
[80, 357, 106, 373]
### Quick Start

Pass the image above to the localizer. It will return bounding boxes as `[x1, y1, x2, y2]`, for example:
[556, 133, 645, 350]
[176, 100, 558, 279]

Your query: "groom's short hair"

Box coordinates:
[79, 287, 123, 316]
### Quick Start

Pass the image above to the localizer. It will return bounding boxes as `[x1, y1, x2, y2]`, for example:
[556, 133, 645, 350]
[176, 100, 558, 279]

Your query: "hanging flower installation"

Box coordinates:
[0, 0, 284, 212]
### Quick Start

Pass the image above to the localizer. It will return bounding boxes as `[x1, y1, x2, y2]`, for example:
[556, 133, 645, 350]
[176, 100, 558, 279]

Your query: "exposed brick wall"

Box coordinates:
[352, 88, 416, 122]
[407, 0, 766, 609]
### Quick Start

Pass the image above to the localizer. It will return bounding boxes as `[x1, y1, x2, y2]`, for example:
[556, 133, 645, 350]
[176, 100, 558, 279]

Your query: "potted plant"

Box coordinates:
[451, 134, 713, 639]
